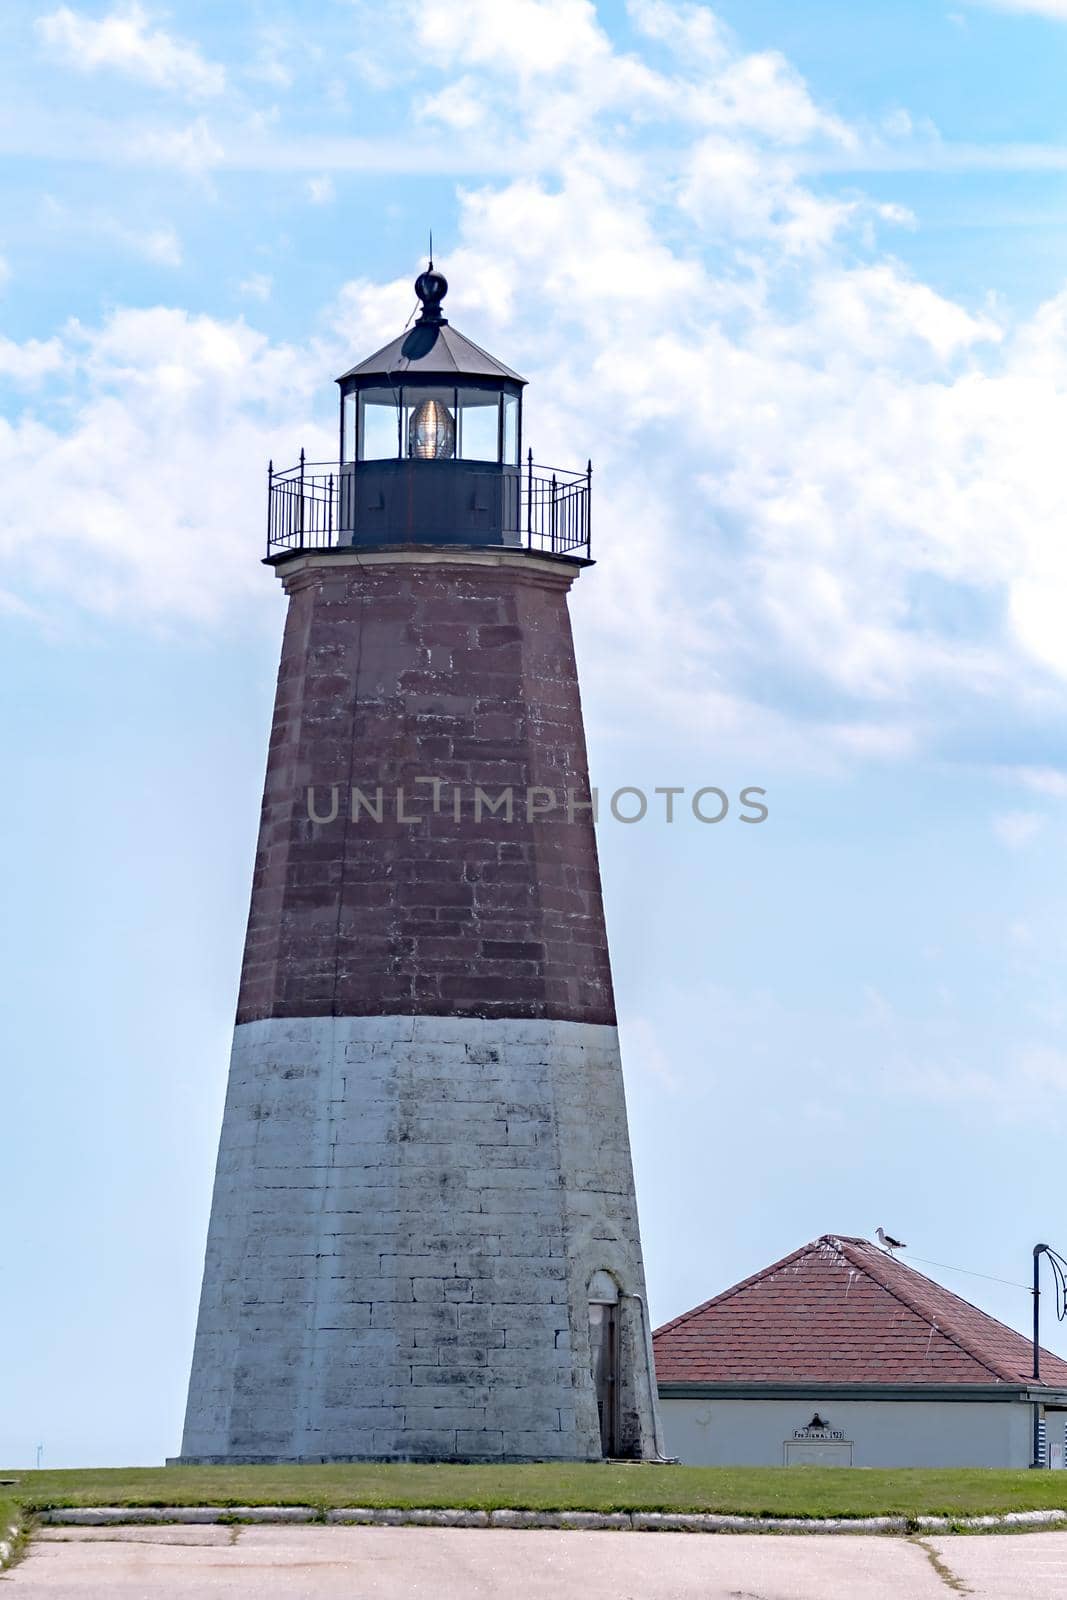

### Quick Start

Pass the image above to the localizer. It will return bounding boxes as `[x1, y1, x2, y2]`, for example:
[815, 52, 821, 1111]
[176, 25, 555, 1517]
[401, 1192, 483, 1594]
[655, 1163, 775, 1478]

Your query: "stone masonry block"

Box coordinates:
[182, 1004, 658, 1463]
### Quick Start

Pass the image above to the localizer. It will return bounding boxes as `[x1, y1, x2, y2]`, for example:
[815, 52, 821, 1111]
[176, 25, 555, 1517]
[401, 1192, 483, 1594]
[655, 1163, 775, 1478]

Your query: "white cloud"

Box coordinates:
[634, 0, 856, 157]
[246, 25, 294, 89]
[409, 0, 852, 163]
[345, 48, 405, 92]
[0, 308, 323, 619]
[8, 0, 1067, 771]
[306, 175, 335, 204]
[141, 118, 224, 174]
[883, 108, 913, 138]
[247, 59, 292, 89]
[0, 255, 10, 291]
[993, 811, 1045, 848]
[1015, 767, 1067, 798]
[629, 0, 731, 64]
[695, 49, 855, 147]
[875, 201, 917, 228]
[36, 4, 225, 98]
[415, 0, 609, 77]
[0, 587, 43, 620]
[0, 336, 66, 382]
[974, 1, 1067, 16]
[34, 197, 182, 267]
[885, 1043, 1067, 1121]
[238, 273, 273, 301]
[809, 266, 1000, 359]
[123, 224, 182, 266]
[418, 80, 488, 131]
[680, 139, 860, 254]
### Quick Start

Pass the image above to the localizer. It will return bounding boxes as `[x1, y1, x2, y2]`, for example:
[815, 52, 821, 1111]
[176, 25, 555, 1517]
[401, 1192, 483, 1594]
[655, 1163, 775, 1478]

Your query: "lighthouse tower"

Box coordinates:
[178, 266, 661, 1463]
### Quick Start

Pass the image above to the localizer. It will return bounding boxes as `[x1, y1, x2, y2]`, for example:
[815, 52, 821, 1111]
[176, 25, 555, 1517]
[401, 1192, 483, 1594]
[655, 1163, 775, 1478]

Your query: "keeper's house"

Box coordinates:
[653, 1235, 1067, 1469]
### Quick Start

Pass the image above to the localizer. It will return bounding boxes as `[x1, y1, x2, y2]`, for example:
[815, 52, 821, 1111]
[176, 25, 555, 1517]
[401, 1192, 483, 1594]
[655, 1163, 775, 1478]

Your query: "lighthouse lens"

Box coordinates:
[408, 398, 456, 460]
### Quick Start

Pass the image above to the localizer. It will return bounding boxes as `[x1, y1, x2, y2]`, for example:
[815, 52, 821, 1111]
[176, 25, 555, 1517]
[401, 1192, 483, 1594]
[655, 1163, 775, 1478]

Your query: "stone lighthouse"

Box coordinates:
[177, 265, 661, 1464]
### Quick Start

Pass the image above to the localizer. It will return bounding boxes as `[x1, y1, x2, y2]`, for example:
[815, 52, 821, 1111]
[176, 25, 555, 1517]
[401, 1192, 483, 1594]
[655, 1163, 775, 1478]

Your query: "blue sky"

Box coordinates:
[4, 0, 1067, 1468]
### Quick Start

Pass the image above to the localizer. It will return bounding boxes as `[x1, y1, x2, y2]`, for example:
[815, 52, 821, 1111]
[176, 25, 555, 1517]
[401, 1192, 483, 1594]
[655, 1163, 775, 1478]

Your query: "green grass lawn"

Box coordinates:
[3, 1463, 1067, 1520]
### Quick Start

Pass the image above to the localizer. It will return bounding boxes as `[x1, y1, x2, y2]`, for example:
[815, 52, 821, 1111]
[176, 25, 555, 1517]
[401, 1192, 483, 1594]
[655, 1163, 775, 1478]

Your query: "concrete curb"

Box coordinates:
[630, 1512, 910, 1534]
[912, 1508, 1067, 1531]
[40, 1507, 317, 1527]
[326, 1508, 490, 1528]
[35, 1505, 1067, 1535]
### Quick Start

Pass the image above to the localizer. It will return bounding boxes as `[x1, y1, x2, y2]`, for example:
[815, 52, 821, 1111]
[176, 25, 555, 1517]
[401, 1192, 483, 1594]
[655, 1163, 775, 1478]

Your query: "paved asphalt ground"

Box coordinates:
[6, 1525, 1067, 1597]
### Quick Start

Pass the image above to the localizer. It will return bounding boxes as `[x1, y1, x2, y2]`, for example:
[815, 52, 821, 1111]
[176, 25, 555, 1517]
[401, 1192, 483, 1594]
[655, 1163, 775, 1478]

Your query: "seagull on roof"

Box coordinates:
[876, 1227, 907, 1254]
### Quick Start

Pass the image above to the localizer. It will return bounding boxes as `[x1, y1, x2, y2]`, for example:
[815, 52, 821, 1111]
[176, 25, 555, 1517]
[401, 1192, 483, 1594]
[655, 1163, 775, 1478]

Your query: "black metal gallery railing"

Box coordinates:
[266, 449, 592, 561]
[267, 455, 338, 553]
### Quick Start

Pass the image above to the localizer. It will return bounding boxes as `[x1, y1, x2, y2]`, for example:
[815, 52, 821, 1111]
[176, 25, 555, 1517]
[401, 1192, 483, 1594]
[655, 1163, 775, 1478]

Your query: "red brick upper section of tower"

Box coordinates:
[237, 554, 616, 1026]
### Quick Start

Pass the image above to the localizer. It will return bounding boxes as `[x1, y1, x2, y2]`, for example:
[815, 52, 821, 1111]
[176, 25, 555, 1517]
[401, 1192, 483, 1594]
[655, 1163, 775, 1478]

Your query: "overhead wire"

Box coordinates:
[896, 1252, 1032, 1293]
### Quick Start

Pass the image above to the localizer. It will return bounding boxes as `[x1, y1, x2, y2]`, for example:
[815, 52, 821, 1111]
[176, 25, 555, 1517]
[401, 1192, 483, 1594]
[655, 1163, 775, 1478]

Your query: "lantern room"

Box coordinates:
[335, 266, 524, 548]
[266, 263, 592, 563]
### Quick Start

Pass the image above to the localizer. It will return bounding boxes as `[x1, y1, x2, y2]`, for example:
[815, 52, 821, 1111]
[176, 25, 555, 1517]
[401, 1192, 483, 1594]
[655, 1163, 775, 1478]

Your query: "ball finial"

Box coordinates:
[414, 266, 448, 325]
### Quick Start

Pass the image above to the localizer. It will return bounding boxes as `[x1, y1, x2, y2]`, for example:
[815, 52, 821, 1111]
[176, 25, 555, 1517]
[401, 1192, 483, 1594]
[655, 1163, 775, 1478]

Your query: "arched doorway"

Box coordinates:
[588, 1271, 621, 1459]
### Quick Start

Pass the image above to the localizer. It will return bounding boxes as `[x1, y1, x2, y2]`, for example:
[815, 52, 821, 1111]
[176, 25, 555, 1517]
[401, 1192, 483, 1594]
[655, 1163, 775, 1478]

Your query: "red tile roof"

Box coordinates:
[653, 1235, 1067, 1388]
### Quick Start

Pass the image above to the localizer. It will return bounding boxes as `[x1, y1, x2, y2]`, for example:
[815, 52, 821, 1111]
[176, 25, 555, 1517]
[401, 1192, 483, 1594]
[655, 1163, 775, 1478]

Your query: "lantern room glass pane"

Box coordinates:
[458, 389, 501, 462]
[402, 387, 457, 460]
[358, 388, 400, 460]
[503, 393, 519, 466]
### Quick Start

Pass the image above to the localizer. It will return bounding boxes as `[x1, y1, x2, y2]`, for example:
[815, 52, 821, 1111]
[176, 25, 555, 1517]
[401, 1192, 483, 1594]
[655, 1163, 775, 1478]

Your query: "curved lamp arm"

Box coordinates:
[1030, 1244, 1067, 1468]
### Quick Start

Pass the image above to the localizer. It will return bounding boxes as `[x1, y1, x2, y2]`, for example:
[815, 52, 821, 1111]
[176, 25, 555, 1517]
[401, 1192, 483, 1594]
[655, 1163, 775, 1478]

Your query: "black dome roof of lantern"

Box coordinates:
[336, 267, 525, 386]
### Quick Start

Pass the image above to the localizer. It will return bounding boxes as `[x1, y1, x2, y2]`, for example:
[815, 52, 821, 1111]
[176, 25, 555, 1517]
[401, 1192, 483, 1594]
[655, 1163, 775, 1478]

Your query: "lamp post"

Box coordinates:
[1031, 1243, 1067, 1468]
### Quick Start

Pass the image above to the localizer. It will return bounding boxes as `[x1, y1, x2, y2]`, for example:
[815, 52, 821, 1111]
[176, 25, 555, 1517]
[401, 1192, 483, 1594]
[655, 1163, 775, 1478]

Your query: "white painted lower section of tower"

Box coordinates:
[178, 1015, 660, 1462]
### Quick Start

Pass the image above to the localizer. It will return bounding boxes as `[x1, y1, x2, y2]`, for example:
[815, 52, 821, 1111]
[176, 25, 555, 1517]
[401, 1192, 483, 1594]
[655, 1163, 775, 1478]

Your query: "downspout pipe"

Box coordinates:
[623, 1291, 678, 1464]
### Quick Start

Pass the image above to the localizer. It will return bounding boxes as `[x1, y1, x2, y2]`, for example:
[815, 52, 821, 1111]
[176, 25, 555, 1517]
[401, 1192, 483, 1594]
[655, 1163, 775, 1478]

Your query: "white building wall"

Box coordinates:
[180, 1014, 658, 1462]
[660, 1397, 1034, 1468]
